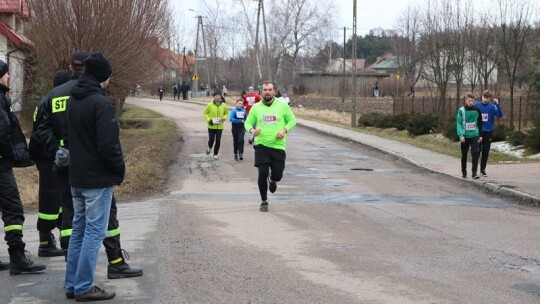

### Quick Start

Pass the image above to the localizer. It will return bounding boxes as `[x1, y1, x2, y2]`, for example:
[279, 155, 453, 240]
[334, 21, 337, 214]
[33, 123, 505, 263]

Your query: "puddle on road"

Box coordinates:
[512, 283, 540, 297]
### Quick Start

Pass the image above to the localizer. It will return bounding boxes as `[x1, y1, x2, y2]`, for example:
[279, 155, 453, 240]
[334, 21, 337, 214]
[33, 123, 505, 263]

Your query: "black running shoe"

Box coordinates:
[462, 172, 467, 178]
[268, 175, 277, 193]
[259, 201, 268, 212]
[481, 171, 487, 177]
[472, 174, 479, 179]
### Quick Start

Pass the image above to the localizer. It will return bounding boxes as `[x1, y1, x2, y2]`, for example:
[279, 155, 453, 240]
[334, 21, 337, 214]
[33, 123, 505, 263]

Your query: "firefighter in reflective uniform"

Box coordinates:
[38, 52, 142, 279]
[0, 59, 46, 274]
[28, 71, 71, 257]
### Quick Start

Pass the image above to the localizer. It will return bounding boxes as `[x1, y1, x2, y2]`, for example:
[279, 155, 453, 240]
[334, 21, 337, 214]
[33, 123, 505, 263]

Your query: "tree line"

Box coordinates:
[21, 0, 540, 130]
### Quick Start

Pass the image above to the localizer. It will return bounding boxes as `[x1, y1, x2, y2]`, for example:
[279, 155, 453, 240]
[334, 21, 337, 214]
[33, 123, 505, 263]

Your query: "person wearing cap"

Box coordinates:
[28, 70, 73, 258]
[475, 90, 503, 177]
[203, 91, 228, 160]
[0, 59, 47, 274]
[63, 52, 121, 301]
[242, 86, 262, 145]
[244, 81, 297, 212]
[35, 52, 142, 283]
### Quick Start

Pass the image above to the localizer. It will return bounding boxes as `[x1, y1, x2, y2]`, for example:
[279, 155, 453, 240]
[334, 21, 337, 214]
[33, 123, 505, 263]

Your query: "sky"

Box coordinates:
[173, 0, 423, 42]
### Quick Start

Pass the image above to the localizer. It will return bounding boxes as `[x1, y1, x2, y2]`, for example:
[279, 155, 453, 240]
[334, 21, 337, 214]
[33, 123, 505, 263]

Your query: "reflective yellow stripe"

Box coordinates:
[51, 96, 69, 113]
[106, 228, 120, 238]
[59, 207, 63, 214]
[60, 229, 72, 237]
[60, 139, 64, 147]
[110, 258, 123, 265]
[38, 212, 59, 220]
[5, 225, 23, 232]
[33, 106, 38, 122]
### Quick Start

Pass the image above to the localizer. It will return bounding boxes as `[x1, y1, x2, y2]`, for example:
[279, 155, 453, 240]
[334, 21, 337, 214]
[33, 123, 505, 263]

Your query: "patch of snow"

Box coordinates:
[491, 141, 525, 158]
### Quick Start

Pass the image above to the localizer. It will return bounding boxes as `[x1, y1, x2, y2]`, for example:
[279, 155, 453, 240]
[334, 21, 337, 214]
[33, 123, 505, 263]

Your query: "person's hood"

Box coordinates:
[71, 73, 105, 100]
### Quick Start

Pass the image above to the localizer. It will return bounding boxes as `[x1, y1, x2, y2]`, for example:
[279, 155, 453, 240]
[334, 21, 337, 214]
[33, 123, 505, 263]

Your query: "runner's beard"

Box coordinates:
[263, 95, 273, 103]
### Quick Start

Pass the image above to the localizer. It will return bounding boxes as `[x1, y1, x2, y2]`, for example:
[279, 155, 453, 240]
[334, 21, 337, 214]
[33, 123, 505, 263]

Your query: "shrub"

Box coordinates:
[507, 130, 528, 147]
[525, 117, 540, 151]
[441, 117, 459, 142]
[491, 124, 509, 142]
[405, 114, 439, 136]
[388, 113, 410, 130]
[358, 112, 388, 128]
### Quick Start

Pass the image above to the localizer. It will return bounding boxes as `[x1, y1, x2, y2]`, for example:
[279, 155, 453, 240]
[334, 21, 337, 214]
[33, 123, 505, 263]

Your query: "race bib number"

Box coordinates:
[465, 122, 476, 131]
[52, 96, 69, 113]
[212, 118, 221, 124]
[482, 113, 488, 122]
[262, 114, 277, 125]
[247, 96, 255, 105]
[236, 112, 245, 119]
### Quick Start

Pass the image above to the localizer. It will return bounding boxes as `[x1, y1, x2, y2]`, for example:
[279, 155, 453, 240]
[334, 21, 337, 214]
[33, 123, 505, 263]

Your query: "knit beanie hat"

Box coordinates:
[0, 59, 9, 78]
[84, 52, 112, 82]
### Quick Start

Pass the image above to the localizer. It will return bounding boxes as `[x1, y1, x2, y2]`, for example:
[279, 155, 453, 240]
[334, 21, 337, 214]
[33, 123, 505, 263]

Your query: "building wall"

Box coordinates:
[7, 49, 25, 112]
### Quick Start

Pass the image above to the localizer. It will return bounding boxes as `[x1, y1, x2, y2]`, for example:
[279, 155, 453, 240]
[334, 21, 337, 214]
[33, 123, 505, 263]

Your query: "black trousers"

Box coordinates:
[0, 168, 26, 256]
[208, 129, 223, 156]
[36, 160, 61, 234]
[182, 91, 188, 100]
[254, 145, 286, 201]
[479, 131, 492, 172]
[231, 125, 245, 155]
[56, 169, 122, 261]
[461, 137, 479, 174]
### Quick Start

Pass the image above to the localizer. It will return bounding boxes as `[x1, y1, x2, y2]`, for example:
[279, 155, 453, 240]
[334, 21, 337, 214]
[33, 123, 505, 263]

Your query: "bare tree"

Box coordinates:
[27, 0, 171, 110]
[448, 0, 473, 112]
[393, 5, 425, 92]
[492, 0, 535, 128]
[419, 0, 454, 116]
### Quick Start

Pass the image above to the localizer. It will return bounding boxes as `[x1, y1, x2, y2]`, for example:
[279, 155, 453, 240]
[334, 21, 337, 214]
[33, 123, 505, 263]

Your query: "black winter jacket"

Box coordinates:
[0, 84, 32, 169]
[67, 74, 125, 187]
[29, 73, 80, 163]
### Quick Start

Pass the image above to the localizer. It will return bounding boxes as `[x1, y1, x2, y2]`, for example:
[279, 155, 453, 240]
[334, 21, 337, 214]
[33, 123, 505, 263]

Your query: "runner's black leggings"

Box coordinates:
[208, 129, 223, 156]
[257, 162, 284, 201]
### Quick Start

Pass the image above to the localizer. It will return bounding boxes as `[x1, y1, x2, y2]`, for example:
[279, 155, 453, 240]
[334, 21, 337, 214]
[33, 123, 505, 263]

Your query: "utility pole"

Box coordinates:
[351, 0, 357, 127]
[252, 0, 263, 86]
[342, 27, 346, 103]
[261, 0, 272, 82]
[200, 17, 211, 90]
[193, 15, 200, 93]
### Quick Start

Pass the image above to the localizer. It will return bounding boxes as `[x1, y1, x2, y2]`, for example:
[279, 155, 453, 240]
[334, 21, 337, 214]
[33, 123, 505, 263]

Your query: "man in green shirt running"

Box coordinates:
[245, 81, 297, 212]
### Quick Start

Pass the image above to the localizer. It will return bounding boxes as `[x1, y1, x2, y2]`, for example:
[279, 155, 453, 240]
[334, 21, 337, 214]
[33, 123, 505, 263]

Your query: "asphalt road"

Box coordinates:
[1, 97, 538, 303]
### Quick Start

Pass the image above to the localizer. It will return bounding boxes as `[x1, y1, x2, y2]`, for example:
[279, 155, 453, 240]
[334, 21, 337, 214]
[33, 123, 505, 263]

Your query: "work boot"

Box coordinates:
[38, 232, 64, 257]
[75, 285, 115, 302]
[107, 249, 143, 279]
[9, 251, 46, 275]
[0, 260, 9, 271]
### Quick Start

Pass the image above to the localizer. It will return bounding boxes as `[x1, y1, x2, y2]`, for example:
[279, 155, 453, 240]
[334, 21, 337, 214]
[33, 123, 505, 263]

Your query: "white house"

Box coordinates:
[0, 0, 32, 112]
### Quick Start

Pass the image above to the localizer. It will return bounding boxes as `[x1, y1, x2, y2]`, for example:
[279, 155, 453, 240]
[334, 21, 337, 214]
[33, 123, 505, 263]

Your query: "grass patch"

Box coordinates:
[117, 107, 179, 200]
[121, 106, 163, 119]
[15, 106, 179, 210]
